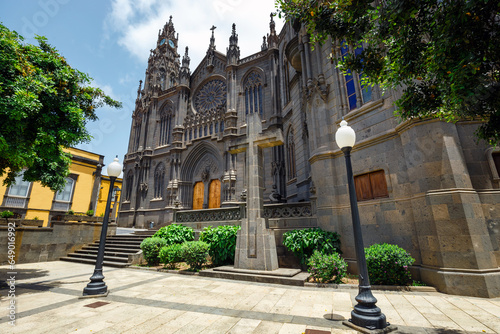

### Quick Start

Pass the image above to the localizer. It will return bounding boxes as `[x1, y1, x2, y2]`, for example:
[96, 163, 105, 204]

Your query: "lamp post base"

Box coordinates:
[83, 270, 108, 296]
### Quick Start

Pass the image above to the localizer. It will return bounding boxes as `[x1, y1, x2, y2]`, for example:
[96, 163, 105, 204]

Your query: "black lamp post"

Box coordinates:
[335, 120, 389, 330]
[83, 156, 122, 297]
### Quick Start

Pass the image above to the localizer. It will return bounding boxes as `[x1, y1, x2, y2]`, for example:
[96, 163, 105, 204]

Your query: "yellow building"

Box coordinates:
[0, 147, 119, 227]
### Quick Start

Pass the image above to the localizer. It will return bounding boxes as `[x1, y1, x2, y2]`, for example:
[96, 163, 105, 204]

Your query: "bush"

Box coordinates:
[365, 243, 415, 286]
[200, 225, 241, 266]
[1, 210, 14, 219]
[86, 210, 94, 216]
[153, 224, 194, 246]
[140, 237, 167, 266]
[180, 241, 209, 271]
[307, 250, 347, 284]
[159, 244, 183, 269]
[283, 228, 342, 265]
[67, 209, 75, 215]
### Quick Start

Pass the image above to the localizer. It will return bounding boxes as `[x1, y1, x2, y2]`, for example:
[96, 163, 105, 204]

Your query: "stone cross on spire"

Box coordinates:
[209, 25, 217, 51]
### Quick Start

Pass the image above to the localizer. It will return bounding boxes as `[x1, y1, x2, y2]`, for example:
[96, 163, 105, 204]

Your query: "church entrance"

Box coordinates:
[193, 182, 204, 210]
[192, 180, 221, 209]
[208, 179, 221, 208]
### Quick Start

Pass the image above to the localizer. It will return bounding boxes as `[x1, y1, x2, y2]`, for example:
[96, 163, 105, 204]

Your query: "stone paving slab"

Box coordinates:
[1, 261, 499, 333]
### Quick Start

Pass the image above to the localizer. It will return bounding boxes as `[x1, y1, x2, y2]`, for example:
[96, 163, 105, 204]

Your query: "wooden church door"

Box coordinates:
[193, 182, 204, 210]
[208, 179, 221, 208]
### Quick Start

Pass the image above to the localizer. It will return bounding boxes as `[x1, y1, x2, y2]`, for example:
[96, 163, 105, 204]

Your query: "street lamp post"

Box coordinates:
[335, 120, 389, 331]
[83, 156, 122, 297]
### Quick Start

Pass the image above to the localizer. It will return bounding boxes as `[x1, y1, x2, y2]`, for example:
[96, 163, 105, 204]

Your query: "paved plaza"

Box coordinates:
[1, 261, 499, 333]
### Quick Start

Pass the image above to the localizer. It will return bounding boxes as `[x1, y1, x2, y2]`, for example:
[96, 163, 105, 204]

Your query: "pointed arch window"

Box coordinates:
[244, 71, 264, 115]
[125, 170, 134, 201]
[154, 163, 165, 199]
[286, 127, 296, 180]
[133, 117, 142, 152]
[158, 105, 173, 147]
[340, 43, 372, 111]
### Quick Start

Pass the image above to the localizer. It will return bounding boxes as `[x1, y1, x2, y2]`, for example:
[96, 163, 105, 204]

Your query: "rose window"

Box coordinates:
[194, 79, 226, 113]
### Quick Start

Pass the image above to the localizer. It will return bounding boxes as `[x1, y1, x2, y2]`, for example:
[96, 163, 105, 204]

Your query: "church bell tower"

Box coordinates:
[145, 16, 180, 93]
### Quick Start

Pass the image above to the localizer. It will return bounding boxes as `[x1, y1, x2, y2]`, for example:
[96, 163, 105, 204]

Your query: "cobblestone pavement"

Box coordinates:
[1, 261, 499, 333]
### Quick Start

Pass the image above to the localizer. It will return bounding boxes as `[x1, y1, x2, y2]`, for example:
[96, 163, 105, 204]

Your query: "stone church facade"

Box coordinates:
[118, 16, 500, 297]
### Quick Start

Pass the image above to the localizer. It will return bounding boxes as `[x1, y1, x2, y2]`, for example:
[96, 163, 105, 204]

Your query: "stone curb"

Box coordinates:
[127, 265, 200, 275]
[127, 265, 437, 292]
[304, 282, 437, 292]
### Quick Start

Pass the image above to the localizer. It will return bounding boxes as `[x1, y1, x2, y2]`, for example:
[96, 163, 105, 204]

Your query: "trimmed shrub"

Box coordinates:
[365, 243, 415, 286]
[307, 250, 347, 284]
[180, 241, 209, 271]
[140, 237, 167, 266]
[153, 224, 194, 246]
[159, 244, 183, 269]
[283, 228, 342, 265]
[199, 225, 241, 266]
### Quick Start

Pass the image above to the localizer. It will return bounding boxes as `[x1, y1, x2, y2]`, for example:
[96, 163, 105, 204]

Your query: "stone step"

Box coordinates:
[107, 236, 147, 240]
[81, 246, 139, 254]
[75, 249, 136, 258]
[67, 253, 129, 263]
[62, 233, 150, 268]
[89, 243, 142, 249]
[100, 239, 142, 245]
[60, 257, 129, 268]
[132, 231, 157, 236]
[199, 268, 310, 287]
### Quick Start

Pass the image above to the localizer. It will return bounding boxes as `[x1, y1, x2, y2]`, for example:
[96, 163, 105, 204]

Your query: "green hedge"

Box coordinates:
[153, 224, 194, 246]
[159, 244, 183, 269]
[140, 237, 167, 266]
[307, 250, 347, 284]
[365, 243, 415, 286]
[199, 225, 241, 266]
[180, 241, 209, 271]
[283, 228, 342, 265]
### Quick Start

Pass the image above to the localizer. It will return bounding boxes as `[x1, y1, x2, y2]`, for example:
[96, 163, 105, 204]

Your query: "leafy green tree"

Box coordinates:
[0, 23, 121, 191]
[276, 0, 500, 145]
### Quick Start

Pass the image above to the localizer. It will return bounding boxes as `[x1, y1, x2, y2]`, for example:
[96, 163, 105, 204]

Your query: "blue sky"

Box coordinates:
[0, 0, 283, 175]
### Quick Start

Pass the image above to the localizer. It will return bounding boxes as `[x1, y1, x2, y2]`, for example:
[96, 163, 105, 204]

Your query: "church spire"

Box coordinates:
[226, 23, 240, 65]
[267, 12, 278, 49]
[208, 25, 216, 52]
[180, 46, 190, 86]
[182, 46, 190, 69]
[206, 25, 217, 71]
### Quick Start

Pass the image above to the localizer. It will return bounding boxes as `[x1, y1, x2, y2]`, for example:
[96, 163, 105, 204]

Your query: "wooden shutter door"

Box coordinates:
[370, 170, 388, 199]
[354, 173, 372, 201]
[208, 179, 221, 209]
[193, 182, 204, 210]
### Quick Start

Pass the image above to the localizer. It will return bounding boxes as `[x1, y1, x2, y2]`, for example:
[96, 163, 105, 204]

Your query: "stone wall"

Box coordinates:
[0, 221, 116, 264]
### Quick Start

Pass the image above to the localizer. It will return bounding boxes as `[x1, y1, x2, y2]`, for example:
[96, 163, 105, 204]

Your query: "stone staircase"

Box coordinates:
[60, 231, 155, 268]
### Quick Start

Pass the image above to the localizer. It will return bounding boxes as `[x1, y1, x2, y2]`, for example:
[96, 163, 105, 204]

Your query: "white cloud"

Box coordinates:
[104, 0, 284, 69]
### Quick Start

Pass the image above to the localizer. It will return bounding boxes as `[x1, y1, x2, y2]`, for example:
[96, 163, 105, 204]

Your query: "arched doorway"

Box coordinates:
[208, 179, 221, 208]
[193, 182, 204, 210]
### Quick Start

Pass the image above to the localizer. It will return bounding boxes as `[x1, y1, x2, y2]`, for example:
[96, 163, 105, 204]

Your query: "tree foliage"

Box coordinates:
[276, 0, 500, 145]
[0, 23, 121, 191]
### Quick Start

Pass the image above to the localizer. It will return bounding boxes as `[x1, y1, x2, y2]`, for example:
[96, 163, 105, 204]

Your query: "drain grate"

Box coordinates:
[84, 301, 110, 308]
[305, 330, 331, 334]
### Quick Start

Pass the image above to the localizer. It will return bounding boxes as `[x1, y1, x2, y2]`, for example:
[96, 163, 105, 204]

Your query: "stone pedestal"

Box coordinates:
[232, 112, 283, 271]
[234, 218, 278, 271]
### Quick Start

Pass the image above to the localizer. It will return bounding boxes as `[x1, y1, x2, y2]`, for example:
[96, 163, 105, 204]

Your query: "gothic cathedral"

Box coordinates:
[119, 15, 500, 297]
